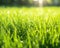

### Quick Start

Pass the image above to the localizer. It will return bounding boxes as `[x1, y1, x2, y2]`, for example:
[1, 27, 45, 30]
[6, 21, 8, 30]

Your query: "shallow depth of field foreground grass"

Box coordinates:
[0, 7, 60, 48]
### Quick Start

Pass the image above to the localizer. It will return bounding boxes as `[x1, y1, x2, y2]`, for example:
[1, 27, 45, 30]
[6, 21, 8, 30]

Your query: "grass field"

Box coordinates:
[0, 7, 60, 48]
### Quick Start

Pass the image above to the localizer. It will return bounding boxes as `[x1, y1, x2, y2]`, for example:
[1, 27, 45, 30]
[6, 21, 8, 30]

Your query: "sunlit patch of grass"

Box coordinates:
[0, 7, 60, 48]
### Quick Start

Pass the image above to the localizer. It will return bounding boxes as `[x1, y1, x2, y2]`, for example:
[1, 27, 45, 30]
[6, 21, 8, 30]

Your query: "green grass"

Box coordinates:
[0, 7, 60, 48]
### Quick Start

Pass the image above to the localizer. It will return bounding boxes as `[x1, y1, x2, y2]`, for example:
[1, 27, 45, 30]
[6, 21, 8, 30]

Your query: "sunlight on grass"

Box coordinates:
[0, 7, 60, 48]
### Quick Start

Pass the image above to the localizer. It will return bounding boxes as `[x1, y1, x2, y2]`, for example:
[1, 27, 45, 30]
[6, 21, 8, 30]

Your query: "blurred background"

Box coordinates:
[0, 0, 60, 6]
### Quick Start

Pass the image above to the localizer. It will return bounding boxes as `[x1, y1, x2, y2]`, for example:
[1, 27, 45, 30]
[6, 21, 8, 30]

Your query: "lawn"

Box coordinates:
[0, 7, 60, 48]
